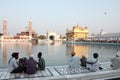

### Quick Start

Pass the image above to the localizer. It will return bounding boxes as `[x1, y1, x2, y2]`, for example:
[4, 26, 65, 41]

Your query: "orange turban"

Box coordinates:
[71, 51, 76, 56]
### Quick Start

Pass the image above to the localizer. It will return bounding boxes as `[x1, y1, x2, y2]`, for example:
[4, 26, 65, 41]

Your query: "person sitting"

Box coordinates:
[86, 53, 102, 72]
[116, 51, 120, 57]
[8, 52, 23, 73]
[111, 51, 120, 69]
[24, 55, 37, 74]
[68, 51, 80, 69]
[37, 52, 45, 70]
[80, 55, 87, 67]
[18, 57, 27, 72]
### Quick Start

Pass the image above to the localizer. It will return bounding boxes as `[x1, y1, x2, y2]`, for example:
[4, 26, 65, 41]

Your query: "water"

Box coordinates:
[0, 42, 120, 68]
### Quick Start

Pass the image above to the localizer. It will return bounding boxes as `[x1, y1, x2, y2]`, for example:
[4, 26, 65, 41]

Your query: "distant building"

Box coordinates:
[16, 27, 37, 38]
[66, 25, 89, 41]
[1, 18, 37, 42]
[89, 29, 120, 43]
[3, 18, 7, 36]
[46, 31, 61, 41]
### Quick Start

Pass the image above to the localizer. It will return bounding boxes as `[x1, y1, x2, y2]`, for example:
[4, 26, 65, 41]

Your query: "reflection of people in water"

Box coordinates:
[68, 51, 80, 68]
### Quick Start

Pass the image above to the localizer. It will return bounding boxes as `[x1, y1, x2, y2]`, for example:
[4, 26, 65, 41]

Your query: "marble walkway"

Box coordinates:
[0, 62, 120, 80]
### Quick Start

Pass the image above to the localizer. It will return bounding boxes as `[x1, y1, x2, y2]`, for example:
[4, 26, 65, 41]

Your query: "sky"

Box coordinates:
[0, 0, 120, 35]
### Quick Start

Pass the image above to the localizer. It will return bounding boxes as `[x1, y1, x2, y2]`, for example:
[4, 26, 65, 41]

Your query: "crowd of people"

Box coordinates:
[8, 52, 45, 74]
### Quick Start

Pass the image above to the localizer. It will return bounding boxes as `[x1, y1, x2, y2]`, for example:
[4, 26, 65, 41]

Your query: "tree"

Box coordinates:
[37, 35, 47, 39]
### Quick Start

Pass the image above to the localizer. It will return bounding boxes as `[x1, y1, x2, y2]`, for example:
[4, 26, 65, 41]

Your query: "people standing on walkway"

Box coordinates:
[68, 51, 80, 68]
[24, 55, 37, 74]
[8, 52, 23, 73]
[37, 52, 45, 70]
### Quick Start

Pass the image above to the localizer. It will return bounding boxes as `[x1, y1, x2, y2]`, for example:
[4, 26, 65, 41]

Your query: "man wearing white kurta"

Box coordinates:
[8, 52, 23, 73]
[9, 57, 19, 72]
[86, 53, 100, 72]
[68, 51, 80, 69]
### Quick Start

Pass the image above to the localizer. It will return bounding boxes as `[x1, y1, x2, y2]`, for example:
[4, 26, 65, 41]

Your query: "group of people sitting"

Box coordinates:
[8, 52, 45, 74]
[68, 51, 103, 72]
[8, 50, 120, 74]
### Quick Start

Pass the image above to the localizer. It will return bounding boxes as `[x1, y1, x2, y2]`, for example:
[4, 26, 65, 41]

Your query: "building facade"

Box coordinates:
[1, 18, 37, 42]
[66, 25, 89, 41]
[90, 32, 120, 43]
[46, 31, 61, 41]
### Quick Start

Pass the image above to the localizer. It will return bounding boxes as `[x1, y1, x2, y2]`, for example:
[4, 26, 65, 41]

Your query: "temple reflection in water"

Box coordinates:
[66, 44, 88, 58]
[0, 42, 119, 68]
[0, 42, 67, 68]
[0, 42, 32, 65]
